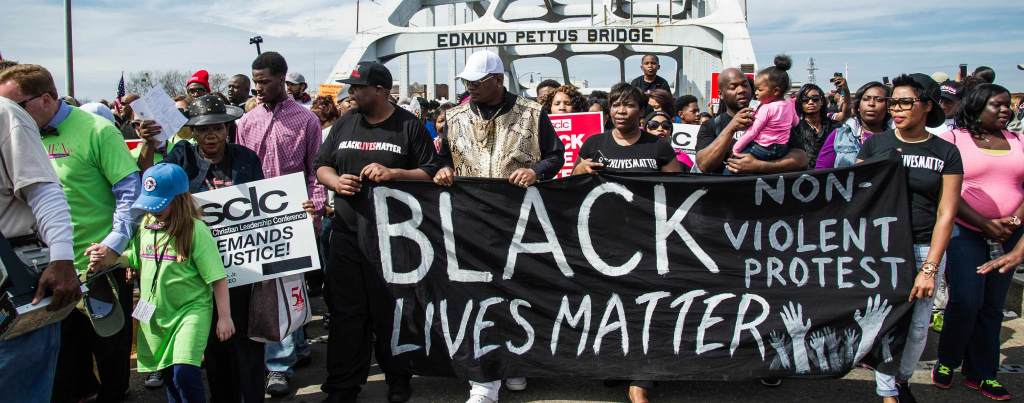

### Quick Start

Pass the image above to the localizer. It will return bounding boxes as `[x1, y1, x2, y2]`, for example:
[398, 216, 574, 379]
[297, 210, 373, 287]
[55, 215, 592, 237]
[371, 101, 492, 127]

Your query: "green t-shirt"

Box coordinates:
[126, 218, 227, 371]
[43, 107, 139, 272]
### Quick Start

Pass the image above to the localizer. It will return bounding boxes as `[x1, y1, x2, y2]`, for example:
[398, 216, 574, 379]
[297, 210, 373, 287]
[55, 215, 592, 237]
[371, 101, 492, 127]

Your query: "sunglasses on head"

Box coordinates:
[646, 120, 673, 131]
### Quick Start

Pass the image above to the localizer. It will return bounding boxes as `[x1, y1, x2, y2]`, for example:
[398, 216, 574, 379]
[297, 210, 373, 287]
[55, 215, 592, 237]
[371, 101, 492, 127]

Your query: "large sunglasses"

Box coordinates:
[646, 120, 673, 131]
[886, 97, 922, 112]
[460, 75, 497, 89]
[801, 95, 823, 104]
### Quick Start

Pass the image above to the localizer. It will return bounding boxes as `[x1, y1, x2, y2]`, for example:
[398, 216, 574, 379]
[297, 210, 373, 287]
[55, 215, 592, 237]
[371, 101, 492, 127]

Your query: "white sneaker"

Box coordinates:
[466, 394, 497, 403]
[505, 377, 527, 391]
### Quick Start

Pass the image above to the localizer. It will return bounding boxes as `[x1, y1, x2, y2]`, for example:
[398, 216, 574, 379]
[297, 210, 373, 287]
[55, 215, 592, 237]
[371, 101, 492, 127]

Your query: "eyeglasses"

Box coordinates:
[461, 75, 496, 89]
[17, 94, 43, 109]
[801, 96, 823, 104]
[646, 120, 673, 131]
[187, 87, 209, 97]
[886, 97, 922, 112]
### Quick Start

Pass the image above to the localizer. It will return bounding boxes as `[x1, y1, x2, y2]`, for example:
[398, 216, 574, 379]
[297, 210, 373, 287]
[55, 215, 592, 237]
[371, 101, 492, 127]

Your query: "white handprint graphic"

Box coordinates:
[853, 295, 893, 362]
[780, 302, 812, 374]
[881, 330, 896, 364]
[842, 328, 858, 366]
[768, 330, 792, 370]
[808, 330, 830, 372]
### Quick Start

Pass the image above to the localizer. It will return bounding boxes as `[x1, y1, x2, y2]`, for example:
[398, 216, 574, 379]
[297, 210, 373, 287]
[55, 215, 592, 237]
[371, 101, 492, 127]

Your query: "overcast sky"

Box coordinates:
[2, 0, 1022, 101]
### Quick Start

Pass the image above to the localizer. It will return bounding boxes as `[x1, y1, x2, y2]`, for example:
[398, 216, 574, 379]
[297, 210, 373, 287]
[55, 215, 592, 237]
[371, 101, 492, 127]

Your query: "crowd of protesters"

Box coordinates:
[1, 49, 1024, 403]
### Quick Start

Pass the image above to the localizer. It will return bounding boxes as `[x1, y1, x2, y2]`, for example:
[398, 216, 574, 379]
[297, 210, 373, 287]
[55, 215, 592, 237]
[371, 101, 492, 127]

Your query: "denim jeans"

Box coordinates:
[875, 244, 945, 397]
[163, 364, 206, 403]
[743, 142, 789, 161]
[937, 224, 1022, 380]
[0, 322, 60, 403]
[265, 327, 310, 377]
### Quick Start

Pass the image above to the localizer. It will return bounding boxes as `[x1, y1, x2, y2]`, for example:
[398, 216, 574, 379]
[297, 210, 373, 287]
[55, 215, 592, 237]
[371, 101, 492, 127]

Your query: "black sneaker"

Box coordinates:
[387, 378, 412, 403]
[266, 371, 291, 397]
[896, 382, 917, 403]
[760, 377, 782, 387]
[932, 363, 954, 389]
[976, 379, 1012, 401]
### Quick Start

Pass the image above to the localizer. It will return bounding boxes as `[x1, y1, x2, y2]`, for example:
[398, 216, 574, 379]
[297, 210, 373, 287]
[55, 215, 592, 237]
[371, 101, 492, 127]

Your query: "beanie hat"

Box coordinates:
[186, 70, 211, 92]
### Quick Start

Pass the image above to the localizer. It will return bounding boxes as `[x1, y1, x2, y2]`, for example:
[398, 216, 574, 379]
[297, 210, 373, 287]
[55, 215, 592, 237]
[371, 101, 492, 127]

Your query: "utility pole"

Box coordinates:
[807, 57, 818, 85]
[249, 36, 263, 55]
[64, 0, 75, 97]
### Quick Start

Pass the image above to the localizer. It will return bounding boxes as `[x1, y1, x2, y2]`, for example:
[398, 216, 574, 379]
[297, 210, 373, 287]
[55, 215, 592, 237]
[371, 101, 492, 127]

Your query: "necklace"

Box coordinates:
[894, 128, 930, 144]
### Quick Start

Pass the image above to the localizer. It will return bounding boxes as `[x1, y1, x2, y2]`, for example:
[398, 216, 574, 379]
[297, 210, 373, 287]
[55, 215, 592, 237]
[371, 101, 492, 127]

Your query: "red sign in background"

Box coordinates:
[709, 72, 756, 108]
[550, 112, 604, 178]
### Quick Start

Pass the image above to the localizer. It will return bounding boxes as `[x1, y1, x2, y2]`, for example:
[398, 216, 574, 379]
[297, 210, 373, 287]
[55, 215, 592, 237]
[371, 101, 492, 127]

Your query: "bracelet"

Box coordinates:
[920, 262, 938, 277]
[1010, 216, 1021, 227]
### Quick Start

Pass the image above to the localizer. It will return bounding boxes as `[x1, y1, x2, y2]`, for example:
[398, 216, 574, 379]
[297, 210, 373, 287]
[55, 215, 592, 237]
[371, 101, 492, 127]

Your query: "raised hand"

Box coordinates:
[780, 302, 812, 374]
[768, 330, 792, 370]
[842, 328, 858, 366]
[853, 295, 893, 362]
[808, 330, 830, 372]
[822, 327, 842, 371]
[881, 330, 896, 363]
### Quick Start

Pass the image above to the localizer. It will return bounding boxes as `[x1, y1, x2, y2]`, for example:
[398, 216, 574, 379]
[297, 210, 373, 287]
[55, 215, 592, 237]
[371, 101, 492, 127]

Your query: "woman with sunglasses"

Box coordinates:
[793, 81, 850, 169]
[646, 111, 693, 169]
[931, 83, 1022, 401]
[856, 73, 963, 403]
[814, 82, 892, 169]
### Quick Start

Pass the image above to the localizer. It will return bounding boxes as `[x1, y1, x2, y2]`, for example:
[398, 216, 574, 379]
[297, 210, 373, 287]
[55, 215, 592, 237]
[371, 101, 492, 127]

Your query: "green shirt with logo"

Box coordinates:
[43, 107, 139, 272]
[126, 218, 226, 371]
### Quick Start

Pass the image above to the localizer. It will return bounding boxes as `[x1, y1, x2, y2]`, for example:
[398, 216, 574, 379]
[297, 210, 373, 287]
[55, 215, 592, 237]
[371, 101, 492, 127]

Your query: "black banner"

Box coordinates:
[353, 156, 917, 381]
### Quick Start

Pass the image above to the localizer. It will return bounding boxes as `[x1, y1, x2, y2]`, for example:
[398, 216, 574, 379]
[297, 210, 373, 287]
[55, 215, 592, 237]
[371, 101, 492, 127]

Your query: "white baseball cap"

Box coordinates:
[457, 50, 504, 81]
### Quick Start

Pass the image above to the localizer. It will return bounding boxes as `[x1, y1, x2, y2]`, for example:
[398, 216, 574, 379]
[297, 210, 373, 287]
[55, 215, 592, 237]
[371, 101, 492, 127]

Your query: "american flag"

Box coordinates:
[116, 71, 125, 102]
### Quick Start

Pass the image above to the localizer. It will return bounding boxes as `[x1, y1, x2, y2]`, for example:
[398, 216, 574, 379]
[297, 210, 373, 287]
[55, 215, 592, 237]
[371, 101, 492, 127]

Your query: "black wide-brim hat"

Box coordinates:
[185, 94, 244, 127]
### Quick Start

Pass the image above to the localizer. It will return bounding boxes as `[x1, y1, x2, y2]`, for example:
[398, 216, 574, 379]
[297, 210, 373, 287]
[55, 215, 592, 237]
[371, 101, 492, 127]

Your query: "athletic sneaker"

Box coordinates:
[932, 363, 954, 389]
[143, 371, 164, 389]
[967, 379, 1012, 401]
[505, 377, 527, 391]
[896, 382, 917, 403]
[266, 371, 291, 397]
[465, 395, 496, 403]
[759, 377, 782, 387]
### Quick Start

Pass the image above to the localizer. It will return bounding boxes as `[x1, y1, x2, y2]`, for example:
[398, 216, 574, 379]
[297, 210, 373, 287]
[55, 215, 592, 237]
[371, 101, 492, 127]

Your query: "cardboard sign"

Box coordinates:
[318, 83, 345, 100]
[550, 112, 605, 178]
[193, 173, 321, 288]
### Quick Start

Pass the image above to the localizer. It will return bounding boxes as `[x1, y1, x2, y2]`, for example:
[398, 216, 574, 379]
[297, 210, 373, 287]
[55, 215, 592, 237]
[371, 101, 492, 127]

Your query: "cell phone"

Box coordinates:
[883, 76, 890, 86]
[959, 64, 968, 81]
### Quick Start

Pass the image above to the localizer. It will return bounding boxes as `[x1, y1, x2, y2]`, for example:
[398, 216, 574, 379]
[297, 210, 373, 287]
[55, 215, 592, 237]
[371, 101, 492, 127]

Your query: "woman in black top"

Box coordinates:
[856, 73, 963, 403]
[794, 82, 850, 168]
[574, 83, 680, 176]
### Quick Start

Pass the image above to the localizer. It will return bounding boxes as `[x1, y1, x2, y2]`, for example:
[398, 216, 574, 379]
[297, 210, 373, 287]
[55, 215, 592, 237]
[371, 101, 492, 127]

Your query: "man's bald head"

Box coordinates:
[718, 68, 752, 113]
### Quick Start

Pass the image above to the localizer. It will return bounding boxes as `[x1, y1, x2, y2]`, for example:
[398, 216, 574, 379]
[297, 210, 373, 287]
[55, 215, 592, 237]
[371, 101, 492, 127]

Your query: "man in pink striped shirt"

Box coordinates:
[235, 51, 326, 398]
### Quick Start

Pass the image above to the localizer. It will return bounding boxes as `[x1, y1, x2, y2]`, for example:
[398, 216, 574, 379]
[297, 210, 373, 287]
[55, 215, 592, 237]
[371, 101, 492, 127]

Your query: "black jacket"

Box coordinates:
[165, 140, 264, 193]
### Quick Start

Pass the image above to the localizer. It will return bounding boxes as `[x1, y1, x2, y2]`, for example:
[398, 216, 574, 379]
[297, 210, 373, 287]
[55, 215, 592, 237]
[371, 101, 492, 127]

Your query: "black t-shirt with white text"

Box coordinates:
[695, 111, 806, 168]
[315, 106, 440, 230]
[857, 130, 963, 243]
[578, 131, 676, 172]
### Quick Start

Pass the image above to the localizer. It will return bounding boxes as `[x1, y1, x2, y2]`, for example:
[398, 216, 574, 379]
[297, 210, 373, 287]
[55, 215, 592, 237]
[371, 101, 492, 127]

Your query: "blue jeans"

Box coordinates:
[937, 224, 1022, 380]
[0, 323, 60, 402]
[876, 244, 945, 397]
[743, 142, 789, 161]
[163, 364, 206, 403]
[265, 327, 310, 377]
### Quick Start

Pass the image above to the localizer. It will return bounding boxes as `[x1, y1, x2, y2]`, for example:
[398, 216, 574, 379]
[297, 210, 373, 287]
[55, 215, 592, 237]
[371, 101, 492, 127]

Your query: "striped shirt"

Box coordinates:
[236, 97, 326, 210]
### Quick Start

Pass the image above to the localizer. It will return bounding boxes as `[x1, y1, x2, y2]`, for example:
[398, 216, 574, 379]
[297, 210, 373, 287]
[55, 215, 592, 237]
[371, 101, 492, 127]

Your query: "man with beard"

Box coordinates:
[694, 68, 808, 174]
[433, 50, 564, 403]
[316, 61, 437, 403]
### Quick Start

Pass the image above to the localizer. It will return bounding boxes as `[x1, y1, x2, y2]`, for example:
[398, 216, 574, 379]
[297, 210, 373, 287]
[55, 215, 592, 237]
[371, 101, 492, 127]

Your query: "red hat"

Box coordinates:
[186, 69, 211, 92]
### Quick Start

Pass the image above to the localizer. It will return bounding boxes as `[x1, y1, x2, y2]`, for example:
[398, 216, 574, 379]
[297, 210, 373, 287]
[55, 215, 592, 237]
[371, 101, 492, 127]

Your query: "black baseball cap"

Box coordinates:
[338, 62, 393, 89]
[893, 73, 945, 128]
[939, 80, 961, 102]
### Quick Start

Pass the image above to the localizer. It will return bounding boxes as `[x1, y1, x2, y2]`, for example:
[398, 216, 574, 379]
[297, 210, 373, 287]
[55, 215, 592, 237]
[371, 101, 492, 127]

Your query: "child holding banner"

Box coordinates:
[89, 163, 235, 403]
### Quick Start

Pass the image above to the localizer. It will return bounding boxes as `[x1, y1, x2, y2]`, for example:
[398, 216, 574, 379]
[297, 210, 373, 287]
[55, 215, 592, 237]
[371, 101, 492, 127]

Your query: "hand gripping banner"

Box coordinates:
[352, 156, 916, 381]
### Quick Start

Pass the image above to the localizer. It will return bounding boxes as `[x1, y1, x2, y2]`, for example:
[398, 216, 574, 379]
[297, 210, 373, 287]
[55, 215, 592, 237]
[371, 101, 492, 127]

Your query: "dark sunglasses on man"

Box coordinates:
[646, 120, 673, 131]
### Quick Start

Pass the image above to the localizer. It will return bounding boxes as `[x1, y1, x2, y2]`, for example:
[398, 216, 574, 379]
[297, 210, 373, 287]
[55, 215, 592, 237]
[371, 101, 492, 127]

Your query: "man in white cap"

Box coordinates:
[433, 50, 564, 403]
[286, 72, 312, 106]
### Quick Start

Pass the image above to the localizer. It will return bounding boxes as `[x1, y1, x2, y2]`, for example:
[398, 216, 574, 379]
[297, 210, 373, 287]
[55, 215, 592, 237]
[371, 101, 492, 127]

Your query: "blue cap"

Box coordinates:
[132, 163, 189, 213]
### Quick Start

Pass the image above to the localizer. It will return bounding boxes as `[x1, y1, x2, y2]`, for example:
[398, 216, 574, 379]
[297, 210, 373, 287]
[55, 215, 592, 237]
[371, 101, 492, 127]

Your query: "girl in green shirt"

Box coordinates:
[90, 163, 233, 403]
